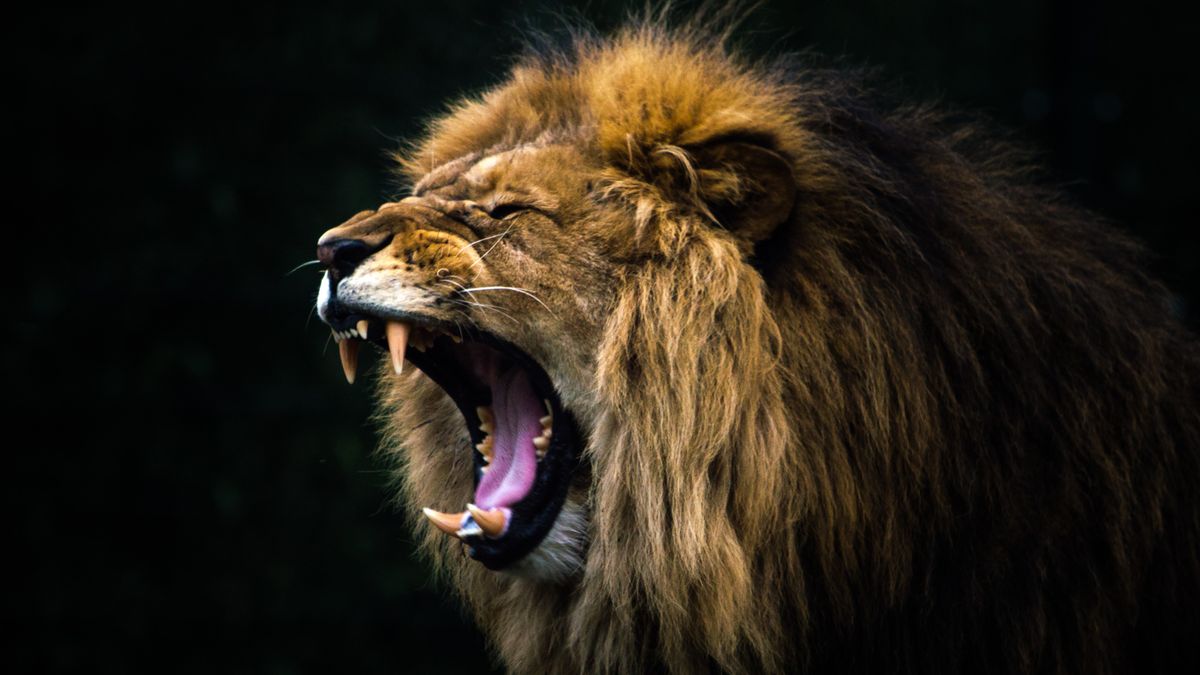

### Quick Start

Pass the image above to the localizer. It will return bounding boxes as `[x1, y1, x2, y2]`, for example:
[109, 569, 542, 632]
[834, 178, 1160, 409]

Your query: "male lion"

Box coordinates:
[312, 21, 1200, 675]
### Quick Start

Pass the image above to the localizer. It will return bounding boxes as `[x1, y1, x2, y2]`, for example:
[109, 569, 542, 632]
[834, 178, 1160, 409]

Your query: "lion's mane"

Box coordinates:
[380, 19, 1200, 675]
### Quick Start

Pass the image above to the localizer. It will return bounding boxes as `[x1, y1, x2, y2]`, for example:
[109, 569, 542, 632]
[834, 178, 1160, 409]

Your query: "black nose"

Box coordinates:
[317, 238, 373, 279]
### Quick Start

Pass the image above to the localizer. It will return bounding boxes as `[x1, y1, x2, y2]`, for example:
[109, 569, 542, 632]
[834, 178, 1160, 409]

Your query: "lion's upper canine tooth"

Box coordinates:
[467, 504, 507, 538]
[422, 507, 466, 537]
[385, 320, 411, 375]
[338, 338, 359, 384]
[356, 319, 370, 340]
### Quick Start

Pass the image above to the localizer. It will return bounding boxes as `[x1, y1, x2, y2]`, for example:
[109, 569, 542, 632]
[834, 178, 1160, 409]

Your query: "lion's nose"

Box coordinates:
[317, 238, 375, 279]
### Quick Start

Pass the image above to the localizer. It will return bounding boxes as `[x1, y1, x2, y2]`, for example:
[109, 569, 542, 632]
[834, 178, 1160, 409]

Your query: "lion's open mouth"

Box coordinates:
[326, 310, 581, 570]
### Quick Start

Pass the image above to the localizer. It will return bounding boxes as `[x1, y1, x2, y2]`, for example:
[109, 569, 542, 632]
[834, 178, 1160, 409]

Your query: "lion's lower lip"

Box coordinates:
[323, 304, 581, 570]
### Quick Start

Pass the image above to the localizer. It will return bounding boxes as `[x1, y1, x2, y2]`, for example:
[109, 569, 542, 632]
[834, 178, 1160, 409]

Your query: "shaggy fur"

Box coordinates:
[365, 17, 1200, 675]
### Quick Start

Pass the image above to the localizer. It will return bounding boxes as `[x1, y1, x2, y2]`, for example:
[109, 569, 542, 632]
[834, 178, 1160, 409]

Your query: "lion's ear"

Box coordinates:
[691, 140, 797, 243]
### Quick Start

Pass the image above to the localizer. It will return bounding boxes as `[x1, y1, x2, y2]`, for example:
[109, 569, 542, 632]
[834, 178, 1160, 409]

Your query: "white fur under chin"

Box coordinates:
[502, 502, 588, 584]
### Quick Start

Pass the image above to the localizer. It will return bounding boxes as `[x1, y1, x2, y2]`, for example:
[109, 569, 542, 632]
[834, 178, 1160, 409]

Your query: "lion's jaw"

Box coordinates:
[314, 146, 609, 581]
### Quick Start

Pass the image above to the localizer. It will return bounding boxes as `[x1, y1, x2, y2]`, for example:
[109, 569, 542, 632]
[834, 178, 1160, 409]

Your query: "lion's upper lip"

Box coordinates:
[322, 303, 582, 570]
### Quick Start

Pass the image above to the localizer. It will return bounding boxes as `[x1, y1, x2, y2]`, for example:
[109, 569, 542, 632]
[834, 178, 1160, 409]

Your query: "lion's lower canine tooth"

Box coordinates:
[386, 320, 411, 375]
[422, 508, 466, 537]
[456, 522, 484, 538]
[338, 338, 359, 384]
[467, 504, 507, 537]
[356, 319, 370, 339]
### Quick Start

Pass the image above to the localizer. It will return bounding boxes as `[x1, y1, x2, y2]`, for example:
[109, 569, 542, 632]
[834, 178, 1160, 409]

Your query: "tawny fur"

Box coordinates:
[365, 19, 1200, 675]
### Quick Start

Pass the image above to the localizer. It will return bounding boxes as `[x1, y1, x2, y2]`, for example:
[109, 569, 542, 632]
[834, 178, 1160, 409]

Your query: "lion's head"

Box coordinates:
[314, 20, 1200, 675]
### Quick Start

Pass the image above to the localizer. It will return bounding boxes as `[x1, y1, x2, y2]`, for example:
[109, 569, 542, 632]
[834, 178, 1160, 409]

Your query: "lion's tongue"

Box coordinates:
[474, 364, 541, 509]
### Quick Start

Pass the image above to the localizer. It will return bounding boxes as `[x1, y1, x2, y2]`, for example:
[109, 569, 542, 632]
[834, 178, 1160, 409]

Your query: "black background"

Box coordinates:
[8, 1, 1197, 672]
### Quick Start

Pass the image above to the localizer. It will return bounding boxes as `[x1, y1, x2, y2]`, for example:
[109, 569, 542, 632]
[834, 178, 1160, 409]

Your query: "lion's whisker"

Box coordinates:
[468, 224, 512, 274]
[287, 260, 322, 276]
[444, 296, 519, 324]
[458, 230, 510, 255]
[457, 285, 555, 315]
[438, 279, 481, 303]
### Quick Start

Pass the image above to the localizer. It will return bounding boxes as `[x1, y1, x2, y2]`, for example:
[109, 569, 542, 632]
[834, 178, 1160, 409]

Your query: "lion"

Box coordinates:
[311, 18, 1200, 675]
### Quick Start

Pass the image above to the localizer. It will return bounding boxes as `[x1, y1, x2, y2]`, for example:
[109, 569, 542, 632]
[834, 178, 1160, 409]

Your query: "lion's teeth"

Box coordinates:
[407, 328, 434, 352]
[456, 522, 484, 538]
[533, 436, 549, 450]
[467, 504, 507, 538]
[385, 320, 411, 375]
[356, 319, 370, 339]
[480, 422, 494, 434]
[422, 508, 466, 537]
[338, 338, 359, 384]
[539, 415, 552, 427]
[435, 327, 463, 343]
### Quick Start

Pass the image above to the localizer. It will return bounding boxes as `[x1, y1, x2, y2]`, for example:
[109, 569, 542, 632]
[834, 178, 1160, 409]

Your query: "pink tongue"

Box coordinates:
[474, 365, 542, 509]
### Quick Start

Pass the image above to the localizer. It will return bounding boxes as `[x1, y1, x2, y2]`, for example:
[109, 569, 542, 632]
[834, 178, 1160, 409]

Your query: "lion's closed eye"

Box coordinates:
[486, 202, 530, 220]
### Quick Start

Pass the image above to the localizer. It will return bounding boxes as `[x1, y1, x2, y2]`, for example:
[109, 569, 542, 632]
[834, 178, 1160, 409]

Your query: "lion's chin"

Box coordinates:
[324, 307, 584, 572]
[498, 501, 588, 582]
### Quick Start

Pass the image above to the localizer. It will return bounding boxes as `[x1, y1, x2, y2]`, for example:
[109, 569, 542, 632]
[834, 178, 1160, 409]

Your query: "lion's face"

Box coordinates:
[316, 142, 626, 578]
[313, 35, 802, 585]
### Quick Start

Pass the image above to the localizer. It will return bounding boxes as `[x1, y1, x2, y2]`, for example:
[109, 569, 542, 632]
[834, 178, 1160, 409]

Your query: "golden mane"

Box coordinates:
[370, 19, 1200, 675]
